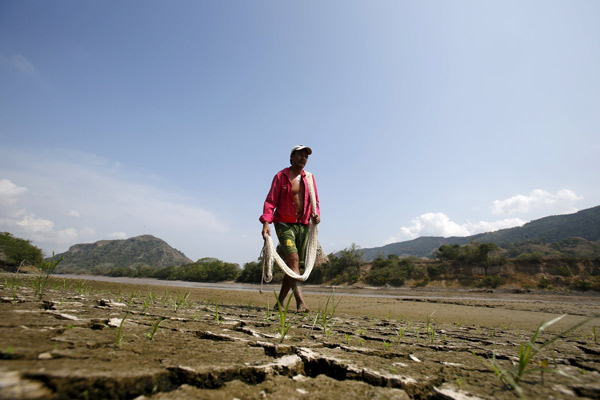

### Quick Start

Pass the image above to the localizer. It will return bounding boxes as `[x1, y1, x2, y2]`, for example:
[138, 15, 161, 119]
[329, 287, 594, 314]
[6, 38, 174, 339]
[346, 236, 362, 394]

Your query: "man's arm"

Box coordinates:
[260, 173, 280, 239]
[262, 221, 271, 239]
[311, 174, 320, 224]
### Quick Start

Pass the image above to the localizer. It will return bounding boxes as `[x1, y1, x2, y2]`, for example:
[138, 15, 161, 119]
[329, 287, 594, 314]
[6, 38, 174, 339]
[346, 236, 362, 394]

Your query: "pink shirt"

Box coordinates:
[260, 168, 320, 225]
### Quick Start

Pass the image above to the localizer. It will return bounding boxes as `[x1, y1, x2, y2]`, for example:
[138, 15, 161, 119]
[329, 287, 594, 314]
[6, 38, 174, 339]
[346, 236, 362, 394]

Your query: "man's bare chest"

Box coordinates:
[290, 175, 305, 197]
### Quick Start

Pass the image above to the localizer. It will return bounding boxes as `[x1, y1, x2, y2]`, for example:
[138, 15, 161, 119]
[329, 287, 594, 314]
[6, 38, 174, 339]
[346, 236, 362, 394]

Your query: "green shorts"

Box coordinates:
[275, 222, 309, 266]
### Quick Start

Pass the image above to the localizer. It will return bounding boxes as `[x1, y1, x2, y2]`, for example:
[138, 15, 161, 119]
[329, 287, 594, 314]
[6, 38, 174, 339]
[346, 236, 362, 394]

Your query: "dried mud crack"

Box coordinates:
[1, 274, 599, 400]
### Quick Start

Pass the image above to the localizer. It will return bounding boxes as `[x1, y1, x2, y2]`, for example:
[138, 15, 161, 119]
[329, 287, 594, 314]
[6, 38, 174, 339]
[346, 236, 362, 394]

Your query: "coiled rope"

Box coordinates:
[261, 171, 319, 289]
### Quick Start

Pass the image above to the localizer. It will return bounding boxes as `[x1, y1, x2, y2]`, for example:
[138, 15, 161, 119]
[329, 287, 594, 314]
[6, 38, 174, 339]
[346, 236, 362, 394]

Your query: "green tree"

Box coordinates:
[236, 261, 263, 283]
[0, 232, 44, 269]
[323, 243, 363, 284]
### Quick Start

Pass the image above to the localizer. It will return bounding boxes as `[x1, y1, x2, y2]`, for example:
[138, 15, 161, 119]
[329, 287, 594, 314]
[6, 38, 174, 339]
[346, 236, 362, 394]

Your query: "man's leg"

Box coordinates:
[278, 252, 308, 312]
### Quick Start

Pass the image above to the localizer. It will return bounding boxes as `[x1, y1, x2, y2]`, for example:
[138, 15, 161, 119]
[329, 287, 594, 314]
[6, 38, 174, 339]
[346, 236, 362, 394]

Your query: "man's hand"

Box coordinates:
[312, 214, 321, 225]
[262, 222, 271, 240]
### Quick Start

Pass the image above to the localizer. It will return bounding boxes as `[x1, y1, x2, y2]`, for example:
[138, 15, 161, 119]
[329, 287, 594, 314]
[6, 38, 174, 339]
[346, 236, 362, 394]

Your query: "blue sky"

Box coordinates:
[1, 1, 599, 265]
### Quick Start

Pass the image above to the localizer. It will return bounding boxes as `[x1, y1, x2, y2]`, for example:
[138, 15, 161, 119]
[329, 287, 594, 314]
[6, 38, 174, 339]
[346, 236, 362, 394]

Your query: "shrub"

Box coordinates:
[0, 232, 44, 269]
[518, 251, 544, 263]
[322, 244, 363, 282]
[412, 276, 430, 287]
[389, 274, 405, 287]
[570, 280, 592, 291]
[537, 278, 550, 289]
[236, 261, 263, 283]
[427, 264, 442, 279]
[476, 275, 506, 288]
[556, 266, 572, 277]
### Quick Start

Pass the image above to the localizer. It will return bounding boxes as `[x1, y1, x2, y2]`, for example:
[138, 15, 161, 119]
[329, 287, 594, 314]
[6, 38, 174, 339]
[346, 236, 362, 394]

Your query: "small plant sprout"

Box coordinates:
[33, 252, 63, 299]
[174, 291, 191, 312]
[317, 291, 341, 336]
[146, 317, 166, 340]
[358, 337, 365, 346]
[429, 328, 436, 344]
[161, 289, 170, 306]
[128, 291, 136, 306]
[382, 340, 391, 352]
[395, 327, 404, 344]
[273, 290, 304, 343]
[115, 312, 130, 348]
[148, 291, 157, 304]
[426, 311, 435, 335]
[476, 315, 592, 398]
[142, 300, 150, 312]
[82, 282, 90, 295]
[345, 333, 351, 344]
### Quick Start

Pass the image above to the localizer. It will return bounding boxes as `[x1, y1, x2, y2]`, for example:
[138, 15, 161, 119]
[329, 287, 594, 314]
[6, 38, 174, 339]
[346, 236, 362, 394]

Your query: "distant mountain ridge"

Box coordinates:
[361, 205, 600, 261]
[52, 235, 193, 273]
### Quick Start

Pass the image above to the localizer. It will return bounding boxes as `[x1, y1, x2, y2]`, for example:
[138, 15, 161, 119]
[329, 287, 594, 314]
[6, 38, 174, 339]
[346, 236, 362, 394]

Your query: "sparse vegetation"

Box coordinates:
[273, 290, 305, 343]
[33, 253, 63, 299]
[3, 205, 600, 290]
[114, 312, 129, 348]
[174, 291, 191, 312]
[476, 315, 593, 398]
[146, 317, 166, 340]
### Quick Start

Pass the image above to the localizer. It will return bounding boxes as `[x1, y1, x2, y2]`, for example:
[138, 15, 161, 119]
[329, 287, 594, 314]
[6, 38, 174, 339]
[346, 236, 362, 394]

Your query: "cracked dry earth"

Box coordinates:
[1, 275, 599, 400]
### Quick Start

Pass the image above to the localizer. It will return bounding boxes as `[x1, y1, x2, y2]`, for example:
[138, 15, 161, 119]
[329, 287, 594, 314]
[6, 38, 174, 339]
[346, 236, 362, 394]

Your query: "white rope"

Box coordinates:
[261, 171, 319, 283]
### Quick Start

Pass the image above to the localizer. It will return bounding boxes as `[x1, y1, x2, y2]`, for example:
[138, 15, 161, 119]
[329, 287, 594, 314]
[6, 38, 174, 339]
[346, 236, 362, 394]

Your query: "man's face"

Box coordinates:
[290, 149, 309, 168]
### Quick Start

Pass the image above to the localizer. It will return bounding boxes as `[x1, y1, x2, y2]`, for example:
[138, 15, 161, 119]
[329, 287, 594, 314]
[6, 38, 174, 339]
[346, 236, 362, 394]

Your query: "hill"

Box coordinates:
[51, 235, 193, 274]
[361, 205, 600, 261]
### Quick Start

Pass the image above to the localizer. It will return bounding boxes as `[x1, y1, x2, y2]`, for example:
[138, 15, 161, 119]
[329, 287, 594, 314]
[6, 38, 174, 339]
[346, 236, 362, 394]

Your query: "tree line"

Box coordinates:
[2, 232, 598, 291]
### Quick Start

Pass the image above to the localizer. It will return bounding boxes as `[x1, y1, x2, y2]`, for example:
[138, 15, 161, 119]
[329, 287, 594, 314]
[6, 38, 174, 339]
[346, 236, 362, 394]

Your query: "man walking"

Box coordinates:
[260, 145, 321, 312]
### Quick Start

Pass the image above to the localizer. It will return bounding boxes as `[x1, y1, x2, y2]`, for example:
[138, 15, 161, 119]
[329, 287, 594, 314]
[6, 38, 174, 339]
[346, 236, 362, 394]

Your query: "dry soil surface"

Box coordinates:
[1, 273, 599, 400]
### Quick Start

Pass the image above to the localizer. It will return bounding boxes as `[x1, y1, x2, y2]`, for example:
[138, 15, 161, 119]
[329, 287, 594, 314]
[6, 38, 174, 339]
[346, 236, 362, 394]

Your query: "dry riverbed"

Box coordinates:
[1, 273, 599, 399]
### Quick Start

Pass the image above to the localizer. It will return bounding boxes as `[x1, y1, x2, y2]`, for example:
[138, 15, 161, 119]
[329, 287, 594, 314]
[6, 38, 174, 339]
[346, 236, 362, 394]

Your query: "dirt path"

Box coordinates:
[1, 273, 599, 399]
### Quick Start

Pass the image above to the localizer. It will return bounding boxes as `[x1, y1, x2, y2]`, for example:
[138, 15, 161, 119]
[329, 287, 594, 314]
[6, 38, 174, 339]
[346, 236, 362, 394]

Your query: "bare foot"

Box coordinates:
[297, 305, 310, 313]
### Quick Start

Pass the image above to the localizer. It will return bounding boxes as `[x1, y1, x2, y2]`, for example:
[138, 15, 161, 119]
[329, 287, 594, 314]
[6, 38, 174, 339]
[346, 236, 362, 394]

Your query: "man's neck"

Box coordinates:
[289, 166, 303, 176]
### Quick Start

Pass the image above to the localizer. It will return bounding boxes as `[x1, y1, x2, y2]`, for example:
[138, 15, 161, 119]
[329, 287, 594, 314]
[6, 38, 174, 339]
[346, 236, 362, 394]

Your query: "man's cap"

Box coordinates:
[290, 145, 312, 156]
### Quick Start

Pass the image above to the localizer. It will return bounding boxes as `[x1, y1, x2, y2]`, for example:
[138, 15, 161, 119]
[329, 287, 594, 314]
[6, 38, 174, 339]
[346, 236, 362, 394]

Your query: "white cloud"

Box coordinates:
[16, 213, 54, 233]
[0, 148, 228, 258]
[386, 212, 526, 244]
[0, 54, 38, 75]
[0, 179, 28, 206]
[492, 189, 582, 216]
[386, 187, 583, 245]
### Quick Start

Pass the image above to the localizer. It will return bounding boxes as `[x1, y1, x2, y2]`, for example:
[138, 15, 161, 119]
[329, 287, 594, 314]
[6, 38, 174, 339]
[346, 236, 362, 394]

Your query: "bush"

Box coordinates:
[322, 244, 363, 283]
[537, 278, 550, 289]
[476, 275, 506, 288]
[427, 264, 442, 279]
[556, 266, 572, 277]
[0, 232, 44, 269]
[236, 261, 263, 283]
[412, 276, 430, 287]
[152, 259, 240, 282]
[570, 280, 592, 291]
[518, 252, 544, 263]
[365, 267, 392, 286]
